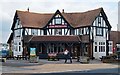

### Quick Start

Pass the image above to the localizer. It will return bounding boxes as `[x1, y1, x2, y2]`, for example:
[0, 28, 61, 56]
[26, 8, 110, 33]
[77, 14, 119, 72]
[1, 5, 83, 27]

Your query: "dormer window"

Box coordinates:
[55, 18, 61, 25]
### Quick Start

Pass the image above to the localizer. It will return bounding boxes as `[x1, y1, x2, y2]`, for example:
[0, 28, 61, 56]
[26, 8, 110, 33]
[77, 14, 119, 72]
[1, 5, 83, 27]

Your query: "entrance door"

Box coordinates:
[72, 46, 80, 58]
[94, 45, 99, 59]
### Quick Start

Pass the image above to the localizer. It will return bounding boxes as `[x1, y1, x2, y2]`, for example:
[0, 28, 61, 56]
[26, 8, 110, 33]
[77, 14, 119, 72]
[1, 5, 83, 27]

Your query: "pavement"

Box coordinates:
[1, 59, 119, 74]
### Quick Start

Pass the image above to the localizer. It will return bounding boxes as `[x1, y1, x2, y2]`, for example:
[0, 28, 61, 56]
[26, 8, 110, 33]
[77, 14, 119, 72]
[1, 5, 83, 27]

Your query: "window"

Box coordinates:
[98, 17, 101, 24]
[62, 19, 65, 25]
[15, 29, 21, 37]
[85, 27, 89, 35]
[39, 44, 42, 53]
[82, 28, 84, 34]
[15, 19, 20, 28]
[31, 29, 38, 35]
[55, 18, 61, 24]
[96, 28, 103, 36]
[109, 41, 113, 52]
[79, 28, 83, 35]
[94, 42, 97, 52]
[14, 43, 17, 51]
[55, 29, 62, 35]
[18, 42, 21, 52]
[99, 42, 105, 52]
[95, 46, 97, 52]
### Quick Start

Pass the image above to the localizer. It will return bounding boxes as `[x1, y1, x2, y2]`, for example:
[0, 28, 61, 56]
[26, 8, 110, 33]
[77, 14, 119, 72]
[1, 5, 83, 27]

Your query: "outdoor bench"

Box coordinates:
[48, 53, 58, 61]
[15, 55, 27, 60]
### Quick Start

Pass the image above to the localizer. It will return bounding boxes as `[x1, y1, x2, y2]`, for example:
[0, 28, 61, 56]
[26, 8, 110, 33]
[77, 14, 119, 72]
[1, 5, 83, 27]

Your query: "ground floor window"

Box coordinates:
[94, 41, 106, 52]
[47, 43, 65, 53]
[108, 41, 113, 53]
[95, 46, 97, 52]
[99, 42, 105, 52]
[94, 42, 97, 52]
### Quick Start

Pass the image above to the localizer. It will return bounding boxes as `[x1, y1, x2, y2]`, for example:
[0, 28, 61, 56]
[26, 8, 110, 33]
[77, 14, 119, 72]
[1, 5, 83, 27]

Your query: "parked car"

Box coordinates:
[0, 50, 8, 62]
[116, 49, 120, 60]
[1, 50, 9, 58]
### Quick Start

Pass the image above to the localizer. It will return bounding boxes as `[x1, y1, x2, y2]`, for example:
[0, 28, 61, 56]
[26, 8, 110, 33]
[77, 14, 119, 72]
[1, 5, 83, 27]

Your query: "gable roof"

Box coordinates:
[17, 11, 53, 28]
[11, 7, 111, 29]
[62, 8, 101, 27]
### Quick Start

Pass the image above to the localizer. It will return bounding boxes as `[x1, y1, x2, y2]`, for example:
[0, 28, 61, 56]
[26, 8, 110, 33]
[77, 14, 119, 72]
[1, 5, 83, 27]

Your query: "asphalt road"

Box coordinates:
[2, 67, 120, 75]
[1, 59, 120, 75]
[1, 73, 120, 75]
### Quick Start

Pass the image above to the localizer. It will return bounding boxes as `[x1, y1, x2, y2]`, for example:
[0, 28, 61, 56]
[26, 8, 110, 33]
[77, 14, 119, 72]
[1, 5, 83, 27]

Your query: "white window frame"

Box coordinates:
[99, 42, 105, 52]
[108, 41, 113, 52]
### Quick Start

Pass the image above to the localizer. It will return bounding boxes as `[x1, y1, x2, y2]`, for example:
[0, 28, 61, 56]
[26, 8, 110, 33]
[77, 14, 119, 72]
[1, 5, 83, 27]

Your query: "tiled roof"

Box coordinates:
[17, 11, 53, 28]
[23, 35, 33, 43]
[16, 8, 105, 28]
[62, 8, 101, 27]
[29, 35, 81, 43]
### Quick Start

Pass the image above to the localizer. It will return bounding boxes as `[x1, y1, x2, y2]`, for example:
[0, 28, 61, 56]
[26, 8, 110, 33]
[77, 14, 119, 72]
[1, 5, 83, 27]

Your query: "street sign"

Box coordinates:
[30, 48, 36, 56]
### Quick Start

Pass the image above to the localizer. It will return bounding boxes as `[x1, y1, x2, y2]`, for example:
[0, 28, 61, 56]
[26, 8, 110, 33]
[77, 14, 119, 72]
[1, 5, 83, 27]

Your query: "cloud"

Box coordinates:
[0, 1, 118, 43]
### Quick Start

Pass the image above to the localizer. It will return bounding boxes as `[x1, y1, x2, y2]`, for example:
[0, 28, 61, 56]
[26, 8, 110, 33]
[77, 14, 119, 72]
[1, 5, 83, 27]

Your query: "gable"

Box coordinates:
[44, 10, 72, 29]
[11, 10, 53, 30]
[92, 9, 111, 29]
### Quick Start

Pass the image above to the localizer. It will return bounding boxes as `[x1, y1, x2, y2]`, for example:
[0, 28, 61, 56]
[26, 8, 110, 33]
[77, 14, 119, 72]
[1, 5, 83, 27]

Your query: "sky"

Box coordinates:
[0, 0, 119, 43]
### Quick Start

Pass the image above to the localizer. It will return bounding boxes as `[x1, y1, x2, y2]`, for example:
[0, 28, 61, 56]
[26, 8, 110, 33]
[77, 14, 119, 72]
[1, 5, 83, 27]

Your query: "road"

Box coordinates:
[1, 59, 120, 75]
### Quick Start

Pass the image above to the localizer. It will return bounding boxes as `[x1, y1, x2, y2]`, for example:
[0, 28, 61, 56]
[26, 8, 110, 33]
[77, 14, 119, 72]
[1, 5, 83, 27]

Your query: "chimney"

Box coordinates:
[62, 9, 64, 13]
[27, 7, 29, 12]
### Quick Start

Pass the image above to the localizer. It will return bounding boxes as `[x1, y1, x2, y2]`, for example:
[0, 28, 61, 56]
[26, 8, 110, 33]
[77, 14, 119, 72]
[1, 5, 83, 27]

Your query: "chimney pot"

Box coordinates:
[27, 7, 29, 12]
[62, 9, 64, 13]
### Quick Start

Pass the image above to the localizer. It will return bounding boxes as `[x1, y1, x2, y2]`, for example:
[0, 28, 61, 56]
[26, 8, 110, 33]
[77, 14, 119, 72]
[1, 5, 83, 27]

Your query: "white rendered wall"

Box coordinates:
[92, 16, 107, 59]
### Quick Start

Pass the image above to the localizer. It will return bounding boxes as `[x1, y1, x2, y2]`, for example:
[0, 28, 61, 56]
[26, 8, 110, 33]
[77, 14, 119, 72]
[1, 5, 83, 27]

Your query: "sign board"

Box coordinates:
[30, 48, 36, 56]
[48, 25, 67, 28]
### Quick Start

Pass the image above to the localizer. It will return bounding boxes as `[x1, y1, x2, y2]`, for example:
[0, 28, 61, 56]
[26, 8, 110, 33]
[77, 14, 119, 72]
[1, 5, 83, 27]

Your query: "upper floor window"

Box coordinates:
[96, 27, 103, 36]
[31, 29, 38, 35]
[55, 29, 62, 35]
[55, 18, 61, 25]
[85, 27, 89, 35]
[15, 29, 21, 37]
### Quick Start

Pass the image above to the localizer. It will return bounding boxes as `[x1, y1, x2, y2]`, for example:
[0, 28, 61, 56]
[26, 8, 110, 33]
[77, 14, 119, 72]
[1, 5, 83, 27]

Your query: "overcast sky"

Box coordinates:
[0, 0, 119, 43]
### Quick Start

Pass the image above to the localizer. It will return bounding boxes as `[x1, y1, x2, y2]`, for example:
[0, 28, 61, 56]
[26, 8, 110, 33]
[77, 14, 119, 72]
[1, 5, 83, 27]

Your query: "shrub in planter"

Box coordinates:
[79, 56, 90, 64]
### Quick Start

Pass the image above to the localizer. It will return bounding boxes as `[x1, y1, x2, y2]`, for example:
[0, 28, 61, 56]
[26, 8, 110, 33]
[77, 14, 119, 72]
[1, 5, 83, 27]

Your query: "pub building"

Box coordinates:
[7, 7, 112, 59]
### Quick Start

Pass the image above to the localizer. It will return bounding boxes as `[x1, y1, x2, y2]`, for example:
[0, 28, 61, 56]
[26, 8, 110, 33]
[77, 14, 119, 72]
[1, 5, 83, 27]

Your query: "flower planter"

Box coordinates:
[79, 56, 90, 64]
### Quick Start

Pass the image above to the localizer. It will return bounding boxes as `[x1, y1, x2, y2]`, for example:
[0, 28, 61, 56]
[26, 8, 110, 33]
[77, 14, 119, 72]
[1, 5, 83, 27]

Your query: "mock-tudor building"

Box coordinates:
[109, 31, 120, 54]
[7, 8, 112, 59]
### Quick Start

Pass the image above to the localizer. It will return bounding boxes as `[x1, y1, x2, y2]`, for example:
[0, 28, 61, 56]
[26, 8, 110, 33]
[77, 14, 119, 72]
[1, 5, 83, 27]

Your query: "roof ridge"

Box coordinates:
[16, 10, 53, 15]
[17, 7, 102, 15]
[62, 7, 102, 14]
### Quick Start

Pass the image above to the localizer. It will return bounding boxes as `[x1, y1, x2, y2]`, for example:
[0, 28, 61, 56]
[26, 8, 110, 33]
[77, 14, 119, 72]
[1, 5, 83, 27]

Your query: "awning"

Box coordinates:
[29, 35, 81, 43]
